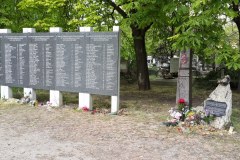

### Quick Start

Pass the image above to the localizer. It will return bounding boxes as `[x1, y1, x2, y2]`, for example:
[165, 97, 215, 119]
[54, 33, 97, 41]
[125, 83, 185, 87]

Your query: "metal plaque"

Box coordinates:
[204, 100, 227, 117]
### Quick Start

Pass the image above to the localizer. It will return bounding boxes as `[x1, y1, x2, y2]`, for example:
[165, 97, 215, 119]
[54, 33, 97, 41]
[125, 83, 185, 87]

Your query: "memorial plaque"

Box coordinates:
[204, 100, 227, 117]
[85, 32, 119, 95]
[55, 32, 85, 92]
[0, 35, 4, 84]
[176, 49, 192, 106]
[0, 31, 120, 96]
[2, 33, 28, 87]
[28, 33, 55, 89]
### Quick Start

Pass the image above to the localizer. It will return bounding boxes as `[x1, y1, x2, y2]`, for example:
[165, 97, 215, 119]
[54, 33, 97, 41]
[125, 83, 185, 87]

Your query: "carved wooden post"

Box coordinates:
[176, 49, 192, 108]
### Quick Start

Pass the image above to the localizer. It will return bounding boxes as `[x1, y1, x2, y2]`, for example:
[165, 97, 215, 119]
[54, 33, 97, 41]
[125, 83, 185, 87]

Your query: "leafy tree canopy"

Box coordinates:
[167, 0, 240, 70]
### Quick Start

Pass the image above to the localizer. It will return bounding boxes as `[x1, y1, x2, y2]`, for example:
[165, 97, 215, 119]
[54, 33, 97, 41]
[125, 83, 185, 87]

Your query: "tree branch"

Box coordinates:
[103, 0, 128, 18]
[110, 7, 116, 21]
[232, 1, 239, 12]
[143, 23, 153, 33]
[118, 0, 136, 7]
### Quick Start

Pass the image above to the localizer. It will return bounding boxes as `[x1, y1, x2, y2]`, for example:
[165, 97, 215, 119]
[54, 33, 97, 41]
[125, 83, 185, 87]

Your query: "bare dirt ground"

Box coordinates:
[0, 100, 240, 160]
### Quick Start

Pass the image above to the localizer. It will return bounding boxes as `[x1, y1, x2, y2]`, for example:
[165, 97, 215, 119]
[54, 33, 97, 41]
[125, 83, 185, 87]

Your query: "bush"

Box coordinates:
[194, 69, 239, 90]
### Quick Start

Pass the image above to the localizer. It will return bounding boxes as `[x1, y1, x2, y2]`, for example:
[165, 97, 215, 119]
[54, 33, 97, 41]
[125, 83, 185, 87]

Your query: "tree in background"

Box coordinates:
[103, 0, 170, 90]
[18, 0, 79, 31]
[18, 0, 171, 90]
[2, 0, 240, 90]
[0, 0, 27, 32]
[229, 1, 240, 91]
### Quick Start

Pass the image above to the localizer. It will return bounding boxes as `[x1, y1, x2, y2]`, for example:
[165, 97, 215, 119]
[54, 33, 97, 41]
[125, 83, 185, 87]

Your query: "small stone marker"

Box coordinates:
[204, 75, 232, 129]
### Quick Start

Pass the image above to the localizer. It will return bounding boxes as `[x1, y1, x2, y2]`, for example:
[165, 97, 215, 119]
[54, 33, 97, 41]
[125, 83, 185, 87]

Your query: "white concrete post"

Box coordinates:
[111, 26, 120, 113]
[0, 29, 11, 33]
[49, 27, 63, 106]
[79, 93, 92, 109]
[78, 27, 93, 110]
[1, 86, 12, 100]
[23, 28, 37, 100]
[0, 29, 13, 99]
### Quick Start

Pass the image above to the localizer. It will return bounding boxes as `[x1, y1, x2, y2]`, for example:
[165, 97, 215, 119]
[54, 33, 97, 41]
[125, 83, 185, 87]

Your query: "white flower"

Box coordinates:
[169, 109, 182, 120]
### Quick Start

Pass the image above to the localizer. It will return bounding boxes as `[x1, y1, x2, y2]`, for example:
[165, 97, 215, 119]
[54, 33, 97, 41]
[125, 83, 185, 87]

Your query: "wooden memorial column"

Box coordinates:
[176, 49, 193, 108]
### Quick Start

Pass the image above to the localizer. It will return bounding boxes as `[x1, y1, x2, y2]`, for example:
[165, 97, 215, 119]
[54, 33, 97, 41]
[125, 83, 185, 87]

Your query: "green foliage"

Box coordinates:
[116, 0, 168, 28]
[166, 0, 240, 71]
[232, 107, 240, 132]
[203, 115, 216, 124]
[194, 68, 240, 90]
[0, 0, 26, 31]
[18, 0, 117, 32]
[215, 47, 240, 70]
[18, 0, 75, 31]
[120, 24, 135, 61]
[169, 0, 227, 50]
[1, 0, 240, 85]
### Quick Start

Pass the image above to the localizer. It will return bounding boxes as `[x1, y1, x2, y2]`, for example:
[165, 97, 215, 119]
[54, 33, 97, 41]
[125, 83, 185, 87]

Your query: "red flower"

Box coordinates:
[91, 109, 97, 114]
[82, 106, 89, 112]
[178, 98, 185, 104]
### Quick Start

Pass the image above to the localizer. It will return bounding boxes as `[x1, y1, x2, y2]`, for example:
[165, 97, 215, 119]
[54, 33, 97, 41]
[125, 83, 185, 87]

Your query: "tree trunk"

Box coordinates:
[233, 3, 240, 92]
[235, 22, 240, 91]
[131, 26, 150, 90]
[103, 0, 151, 90]
[237, 21, 240, 92]
[238, 71, 240, 91]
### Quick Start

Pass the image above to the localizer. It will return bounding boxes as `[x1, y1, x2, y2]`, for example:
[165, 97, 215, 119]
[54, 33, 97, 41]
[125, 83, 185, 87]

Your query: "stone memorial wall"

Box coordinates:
[0, 32, 120, 96]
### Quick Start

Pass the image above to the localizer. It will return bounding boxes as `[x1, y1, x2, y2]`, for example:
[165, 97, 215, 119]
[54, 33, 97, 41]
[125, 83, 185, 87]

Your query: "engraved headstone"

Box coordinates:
[204, 75, 232, 129]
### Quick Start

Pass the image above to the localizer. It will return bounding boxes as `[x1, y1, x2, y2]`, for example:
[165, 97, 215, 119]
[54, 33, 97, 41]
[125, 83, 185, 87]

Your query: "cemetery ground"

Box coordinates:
[0, 79, 240, 159]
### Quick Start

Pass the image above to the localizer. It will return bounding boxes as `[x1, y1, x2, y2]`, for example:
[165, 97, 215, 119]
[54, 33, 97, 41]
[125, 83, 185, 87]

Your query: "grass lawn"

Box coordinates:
[9, 78, 240, 132]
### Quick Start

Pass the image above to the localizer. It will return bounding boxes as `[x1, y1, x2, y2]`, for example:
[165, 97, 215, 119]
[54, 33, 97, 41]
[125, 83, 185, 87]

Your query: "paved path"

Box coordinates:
[0, 104, 240, 160]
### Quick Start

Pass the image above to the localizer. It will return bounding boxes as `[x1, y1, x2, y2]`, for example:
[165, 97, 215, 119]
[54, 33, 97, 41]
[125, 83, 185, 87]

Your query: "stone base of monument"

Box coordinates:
[204, 83, 232, 129]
